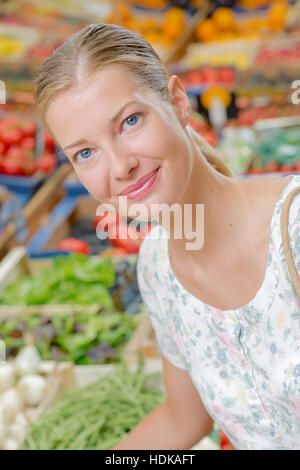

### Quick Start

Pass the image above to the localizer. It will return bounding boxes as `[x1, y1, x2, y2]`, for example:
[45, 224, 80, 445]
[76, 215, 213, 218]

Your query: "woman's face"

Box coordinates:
[45, 64, 193, 221]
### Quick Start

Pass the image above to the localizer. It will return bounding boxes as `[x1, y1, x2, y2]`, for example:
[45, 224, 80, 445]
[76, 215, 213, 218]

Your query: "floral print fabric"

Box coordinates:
[137, 175, 300, 450]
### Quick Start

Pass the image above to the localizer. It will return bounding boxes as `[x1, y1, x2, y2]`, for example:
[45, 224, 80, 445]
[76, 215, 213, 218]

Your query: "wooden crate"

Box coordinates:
[0, 163, 72, 260]
[0, 245, 143, 370]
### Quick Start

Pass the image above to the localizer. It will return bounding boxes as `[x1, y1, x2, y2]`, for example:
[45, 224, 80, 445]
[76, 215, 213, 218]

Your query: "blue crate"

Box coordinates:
[0, 173, 44, 207]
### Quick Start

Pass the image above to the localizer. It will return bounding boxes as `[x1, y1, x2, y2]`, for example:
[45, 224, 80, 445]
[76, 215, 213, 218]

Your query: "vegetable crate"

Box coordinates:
[0, 163, 72, 260]
[26, 185, 111, 258]
[0, 245, 144, 366]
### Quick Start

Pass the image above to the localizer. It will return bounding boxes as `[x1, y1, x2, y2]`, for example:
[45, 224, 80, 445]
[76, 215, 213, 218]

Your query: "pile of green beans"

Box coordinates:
[22, 365, 166, 450]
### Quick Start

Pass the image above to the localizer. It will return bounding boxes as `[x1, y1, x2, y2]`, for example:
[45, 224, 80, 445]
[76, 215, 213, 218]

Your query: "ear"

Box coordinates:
[167, 75, 191, 127]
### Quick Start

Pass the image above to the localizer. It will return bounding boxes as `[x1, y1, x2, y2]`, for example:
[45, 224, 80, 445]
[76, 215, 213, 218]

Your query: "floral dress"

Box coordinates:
[137, 174, 300, 450]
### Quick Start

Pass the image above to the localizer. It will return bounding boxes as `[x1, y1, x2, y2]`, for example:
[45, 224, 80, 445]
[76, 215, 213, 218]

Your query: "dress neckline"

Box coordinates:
[164, 175, 297, 314]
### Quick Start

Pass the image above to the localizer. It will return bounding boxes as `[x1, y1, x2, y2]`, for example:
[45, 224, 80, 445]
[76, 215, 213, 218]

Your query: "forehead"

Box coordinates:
[45, 65, 155, 137]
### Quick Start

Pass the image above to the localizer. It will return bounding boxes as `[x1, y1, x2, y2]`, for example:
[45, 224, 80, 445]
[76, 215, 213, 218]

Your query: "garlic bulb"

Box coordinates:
[18, 374, 48, 407]
[0, 365, 15, 391]
[14, 346, 41, 376]
[0, 389, 23, 424]
[2, 437, 19, 450]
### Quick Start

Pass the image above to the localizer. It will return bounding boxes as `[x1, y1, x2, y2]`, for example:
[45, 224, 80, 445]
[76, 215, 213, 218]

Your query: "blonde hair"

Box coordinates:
[35, 23, 231, 177]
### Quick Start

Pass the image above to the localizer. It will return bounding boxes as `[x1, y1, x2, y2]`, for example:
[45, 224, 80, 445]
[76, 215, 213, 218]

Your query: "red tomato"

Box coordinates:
[22, 119, 37, 138]
[57, 238, 90, 254]
[6, 146, 24, 159]
[22, 159, 37, 176]
[2, 158, 24, 176]
[0, 141, 5, 155]
[21, 137, 35, 150]
[0, 128, 23, 147]
[248, 167, 264, 175]
[100, 247, 127, 257]
[4, 115, 19, 127]
[37, 152, 56, 173]
[110, 236, 141, 254]
[44, 130, 56, 151]
[280, 165, 294, 173]
[265, 161, 280, 173]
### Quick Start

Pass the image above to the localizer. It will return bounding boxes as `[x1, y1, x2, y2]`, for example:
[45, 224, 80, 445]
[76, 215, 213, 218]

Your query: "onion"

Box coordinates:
[0, 364, 15, 391]
[2, 437, 19, 450]
[14, 346, 41, 377]
[18, 374, 48, 407]
[8, 419, 28, 443]
[0, 389, 23, 424]
[0, 417, 7, 443]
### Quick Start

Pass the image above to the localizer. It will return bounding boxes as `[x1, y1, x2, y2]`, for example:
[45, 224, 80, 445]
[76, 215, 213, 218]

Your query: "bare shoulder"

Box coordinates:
[240, 175, 294, 216]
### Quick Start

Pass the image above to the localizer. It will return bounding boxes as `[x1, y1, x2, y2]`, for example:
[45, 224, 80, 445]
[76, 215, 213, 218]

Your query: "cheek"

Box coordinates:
[73, 164, 109, 201]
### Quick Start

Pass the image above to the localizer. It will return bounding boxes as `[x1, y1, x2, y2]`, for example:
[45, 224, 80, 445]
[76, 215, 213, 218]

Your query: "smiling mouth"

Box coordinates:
[118, 166, 160, 200]
[119, 167, 160, 196]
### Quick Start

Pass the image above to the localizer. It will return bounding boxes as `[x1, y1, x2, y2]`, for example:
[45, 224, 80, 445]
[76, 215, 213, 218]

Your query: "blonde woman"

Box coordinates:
[35, 23, 300, 450]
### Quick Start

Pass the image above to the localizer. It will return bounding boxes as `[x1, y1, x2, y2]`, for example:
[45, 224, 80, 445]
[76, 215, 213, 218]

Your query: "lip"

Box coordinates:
[119, 167, 160, 196]
[119, 167, 160, 200]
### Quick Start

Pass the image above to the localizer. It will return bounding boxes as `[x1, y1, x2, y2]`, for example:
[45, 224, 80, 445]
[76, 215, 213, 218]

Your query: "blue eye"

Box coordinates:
[75, 148, 92, 162]
[123, 113, 141, 130]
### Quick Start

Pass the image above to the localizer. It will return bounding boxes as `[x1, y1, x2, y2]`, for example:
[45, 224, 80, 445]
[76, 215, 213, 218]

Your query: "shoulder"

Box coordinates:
[275, 175, 300, 271]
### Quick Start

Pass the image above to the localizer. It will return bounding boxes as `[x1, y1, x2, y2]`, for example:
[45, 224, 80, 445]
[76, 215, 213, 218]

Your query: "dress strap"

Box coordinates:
[280, 185, 300, 298]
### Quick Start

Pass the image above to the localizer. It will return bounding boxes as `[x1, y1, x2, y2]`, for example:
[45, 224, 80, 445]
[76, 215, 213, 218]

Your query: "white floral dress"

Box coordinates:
[137, 175, 300, 450]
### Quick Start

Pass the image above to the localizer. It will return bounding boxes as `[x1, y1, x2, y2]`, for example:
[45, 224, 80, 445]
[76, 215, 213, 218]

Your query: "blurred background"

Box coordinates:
[0, 0, 299, 451]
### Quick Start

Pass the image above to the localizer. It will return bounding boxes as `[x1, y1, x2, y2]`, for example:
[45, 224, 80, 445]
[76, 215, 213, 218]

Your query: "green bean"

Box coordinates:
[22, 366, 165, 450]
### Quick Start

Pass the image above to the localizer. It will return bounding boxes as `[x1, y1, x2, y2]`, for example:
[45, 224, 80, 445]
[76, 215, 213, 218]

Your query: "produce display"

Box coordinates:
[249, 126, 300, 174]
[0, 253, 143, 312]
[108, 4, 188, 51]
[0, 114, 56, 176]
[195, 3, 289, 44]
[21, 365, 166, 450]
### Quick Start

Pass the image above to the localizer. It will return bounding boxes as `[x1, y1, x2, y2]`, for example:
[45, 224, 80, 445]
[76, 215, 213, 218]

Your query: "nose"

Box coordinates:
[107, 141, 139, 180]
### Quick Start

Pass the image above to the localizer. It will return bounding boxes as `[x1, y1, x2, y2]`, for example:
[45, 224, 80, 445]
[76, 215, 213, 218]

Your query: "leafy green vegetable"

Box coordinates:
[0, 254, 116, 307]
[0, 310, 142, 365]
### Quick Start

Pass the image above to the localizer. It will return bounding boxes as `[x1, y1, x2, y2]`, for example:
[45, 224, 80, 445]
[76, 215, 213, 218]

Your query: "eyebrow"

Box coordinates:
[62, 100, 140, 152]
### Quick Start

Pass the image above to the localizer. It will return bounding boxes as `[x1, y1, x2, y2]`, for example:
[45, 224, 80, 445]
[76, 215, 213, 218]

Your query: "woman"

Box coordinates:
[35, 23, 300, 450]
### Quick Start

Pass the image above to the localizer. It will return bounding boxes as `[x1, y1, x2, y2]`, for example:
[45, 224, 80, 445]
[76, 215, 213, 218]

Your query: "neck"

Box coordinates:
[160, 143, 251, 265]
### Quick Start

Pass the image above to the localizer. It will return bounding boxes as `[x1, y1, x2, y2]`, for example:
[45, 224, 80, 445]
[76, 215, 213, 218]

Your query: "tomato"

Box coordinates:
[0, 141, 5, 155]
[248, 167, 264, 175]
[37, 152, 56, 174]
[2, 158, 24, 176]
[22, 159, 37, 176]
[6, 146, 24, 159]
[100, 247, 127, 257]
[295, 161, 300, 171]
[110, 236, 141, 254]
[44, 130, 56, 151]
[57, 238, 91, 254]
[0, 128, 23, 147]
[265, 161, 280, 173]
[22, 119, 37, 138]
[21, 136, 35, 150]
[280, 165, 294, 173]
